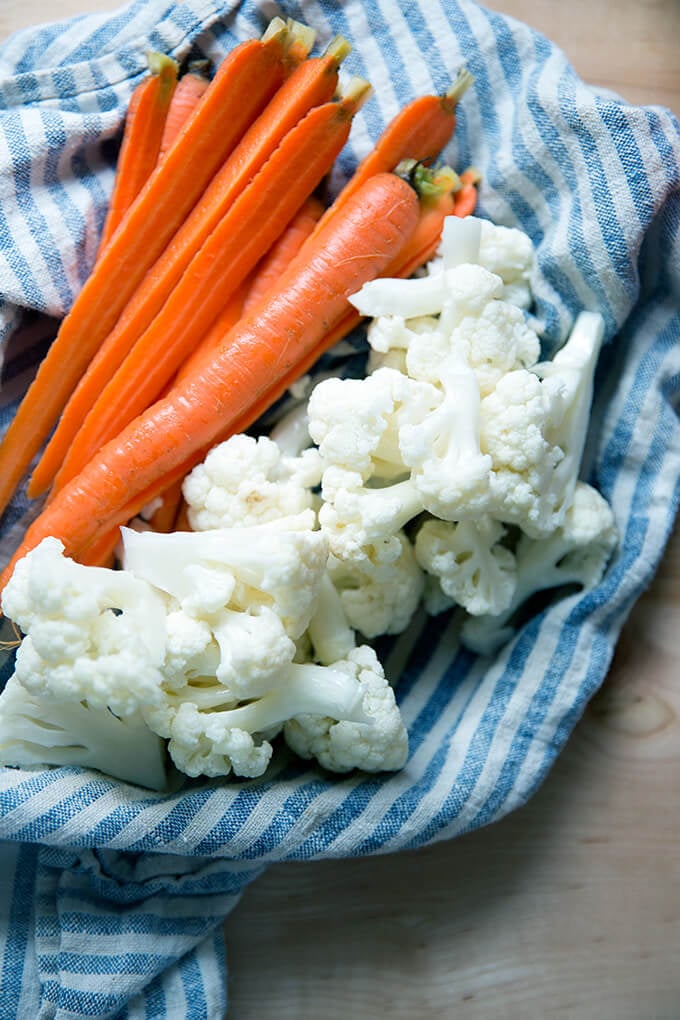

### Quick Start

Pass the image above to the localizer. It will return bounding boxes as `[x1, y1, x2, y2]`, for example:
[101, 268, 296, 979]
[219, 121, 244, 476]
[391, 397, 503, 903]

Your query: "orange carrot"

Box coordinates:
[50, 81, 371, 493]
[174, 281, 248, 386]
[98, 52, 179, 253]
[148, 479, 185, 533]
[158, 61, 210, 158]
[29, 33, 348, 500]
[0, 171, 420, 583]
[453, 166, 481, 217]
[310, 67, 473, 237]
[0, 19, 296, 520]
[242, 194, 325, 313]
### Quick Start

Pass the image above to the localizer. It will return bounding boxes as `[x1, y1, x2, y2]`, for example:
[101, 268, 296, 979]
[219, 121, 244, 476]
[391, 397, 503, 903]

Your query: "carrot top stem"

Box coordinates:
[441, 66, 474, 113]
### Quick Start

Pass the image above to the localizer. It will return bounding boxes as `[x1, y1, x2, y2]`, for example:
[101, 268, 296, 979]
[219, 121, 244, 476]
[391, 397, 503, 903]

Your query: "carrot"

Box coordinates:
[453, 166, 481, 217]
[97, 52, 179, 254]
[28, 33, 348, 500]
[0, 19, 296, 520]
[242, 194, 325, 313]
[158, 61, 210, 158]
[309, 67, 473, 238]
[0, 171, 420, 583]
[174, 281, 248, 386]
[260, 161, 462, 363]
[49, 81, 371, 493]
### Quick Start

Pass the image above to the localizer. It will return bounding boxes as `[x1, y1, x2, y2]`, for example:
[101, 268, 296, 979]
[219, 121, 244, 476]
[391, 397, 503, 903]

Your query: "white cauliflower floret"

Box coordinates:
[481, 310, 605, 537]
[146, 658, 370, 779]
[318, 471, 424, 564]
[478, 219, 535, 309]
[481, 368, 564, 535]
[447, 299, 540, 397]
[0, 674, 167, 790]
[122, 516, 327, 699]
[122, 513, 326, 640]
[399, 353, 493, 521]
[284, 645, 408, 773]
[2, 537, 167, 718]
[327, 533, 424, 638]
[462, 482, 618, 654]
[183, 433, 322, 531]
[308, 367, 439, 482]
[415, 516, 517, 617]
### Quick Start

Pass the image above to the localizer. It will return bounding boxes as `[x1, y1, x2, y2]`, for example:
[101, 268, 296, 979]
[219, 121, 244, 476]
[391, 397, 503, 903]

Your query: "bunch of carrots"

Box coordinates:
[0, 17, 478, 592]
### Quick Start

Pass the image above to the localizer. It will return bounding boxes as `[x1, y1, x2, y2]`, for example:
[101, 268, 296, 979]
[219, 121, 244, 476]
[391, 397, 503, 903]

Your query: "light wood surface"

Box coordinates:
[1, 2, 679, 1018]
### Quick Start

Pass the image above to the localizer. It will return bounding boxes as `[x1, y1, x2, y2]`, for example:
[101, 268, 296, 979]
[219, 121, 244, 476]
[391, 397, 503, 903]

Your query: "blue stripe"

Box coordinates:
[0, 842, 37, 1004]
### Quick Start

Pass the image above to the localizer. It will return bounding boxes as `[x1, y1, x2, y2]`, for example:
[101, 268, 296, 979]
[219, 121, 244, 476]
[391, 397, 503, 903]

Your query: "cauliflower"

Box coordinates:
[461, 482, 618, 654]
[481, 368, 565, 535]
[145, 656, 371, 779]
[121, 515, 328, 698]
[327, 532, 425, 638]
[318, 470, 424, 564]
[481, 311, 605, 537]
[284, 645, 408, 773]
[183, 433, 322, 531]
[477, 219, 535, 309]
[308, 367, 439, 483]
[0, 675, 167, 790]
[399, 352, 493, 520]
[414, 516, 517, 617]
[1, 537, 168, 718]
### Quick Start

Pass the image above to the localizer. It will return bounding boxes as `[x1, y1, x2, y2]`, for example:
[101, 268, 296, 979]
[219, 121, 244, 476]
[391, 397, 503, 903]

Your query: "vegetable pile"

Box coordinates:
[0, 19, 616, 790]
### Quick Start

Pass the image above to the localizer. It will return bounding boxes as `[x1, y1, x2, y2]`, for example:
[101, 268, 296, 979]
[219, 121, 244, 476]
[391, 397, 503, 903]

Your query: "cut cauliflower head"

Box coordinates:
[284, 645, 408, 773]
[183, 433, 322, 531]
[2, 537, 167, 718]
[327, 532, 425, 639]
[415, 516, 517, 617]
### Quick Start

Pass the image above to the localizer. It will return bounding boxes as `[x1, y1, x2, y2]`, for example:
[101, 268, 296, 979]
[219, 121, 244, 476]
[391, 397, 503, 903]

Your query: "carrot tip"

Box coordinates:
[442, 66, 474, 111]
[324, 34, 352, 65]
[340, 76, 373, 113]
[261, 16, 289, 43]
[145, 51, 179, 81]
[284, 18, 317, 61]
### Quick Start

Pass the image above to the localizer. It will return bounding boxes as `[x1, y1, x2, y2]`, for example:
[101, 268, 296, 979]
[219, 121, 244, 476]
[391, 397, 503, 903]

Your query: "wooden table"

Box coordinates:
[2, 2, 679, 1017]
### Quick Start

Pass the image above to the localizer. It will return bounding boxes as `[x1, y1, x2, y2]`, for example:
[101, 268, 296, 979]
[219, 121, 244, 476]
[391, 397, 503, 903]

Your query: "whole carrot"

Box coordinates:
[50, 81, 372, 492]
[0, 18, 297, 519]
[0, 171, 420, 582]
[98, 52, 179, 253]
[158, 61, 210, 158]
[29, 33, 348, 500]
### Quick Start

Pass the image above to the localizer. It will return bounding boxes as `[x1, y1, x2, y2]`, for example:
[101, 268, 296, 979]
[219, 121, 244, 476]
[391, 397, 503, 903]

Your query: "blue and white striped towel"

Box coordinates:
[0, 0, 678, 1015]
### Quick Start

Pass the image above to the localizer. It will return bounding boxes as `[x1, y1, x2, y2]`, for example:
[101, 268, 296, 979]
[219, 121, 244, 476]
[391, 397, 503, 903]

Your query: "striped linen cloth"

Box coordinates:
[0, 0, 678, 1015]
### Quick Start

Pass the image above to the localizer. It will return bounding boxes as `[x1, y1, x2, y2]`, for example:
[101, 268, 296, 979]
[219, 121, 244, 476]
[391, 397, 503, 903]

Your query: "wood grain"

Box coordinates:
[0, 2, 678, 1017]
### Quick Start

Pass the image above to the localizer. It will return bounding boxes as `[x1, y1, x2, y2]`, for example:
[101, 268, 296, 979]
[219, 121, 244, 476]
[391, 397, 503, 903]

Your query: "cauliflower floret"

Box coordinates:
[327, 533, 424, 638]
[481, 311, 605, 537]
[284, 645, 408, 773]
[318, 471, 424, 564]
[0, 674, 167, 790]
[308, 367, 439, 482]
[146, 658, 370, 779]
[122, 513, 327, 640]
[183, 433, 322, 531]
[447, 300, 540, 397]
[462, 482, 618, 654]
[399, 353, 493, 521]
[2, 537, 167, 718]
[415, 516, 517, 617]
[478, 219, 535, 309]
[481, 368, 564, 536]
